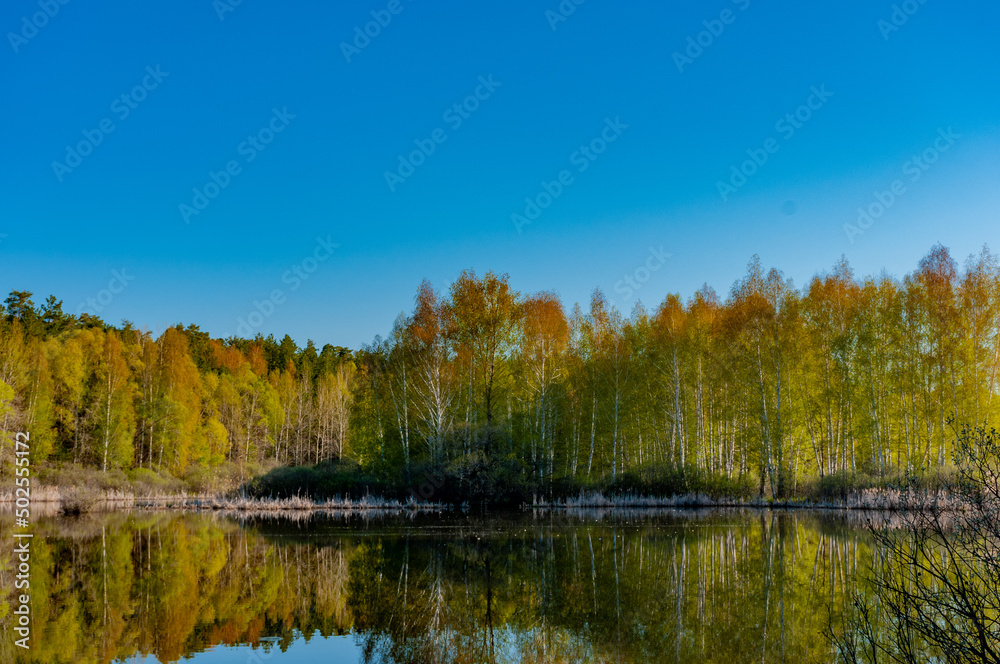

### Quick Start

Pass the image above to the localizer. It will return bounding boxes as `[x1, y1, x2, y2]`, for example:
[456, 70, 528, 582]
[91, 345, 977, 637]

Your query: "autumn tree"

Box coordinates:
[448, 270, 520, 456]
[517, 291, 568, 482]
[409, 280, 456, 466]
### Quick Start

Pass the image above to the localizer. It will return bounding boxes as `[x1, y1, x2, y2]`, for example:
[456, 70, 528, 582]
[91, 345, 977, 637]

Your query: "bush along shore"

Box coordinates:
[1, 457, 964, 515]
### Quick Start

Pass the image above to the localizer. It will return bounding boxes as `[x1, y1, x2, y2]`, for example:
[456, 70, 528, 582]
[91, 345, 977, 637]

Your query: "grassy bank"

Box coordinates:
[3, 458, 961, 514]
[136, 493, 445, 512]
[532, 488, 963, 511]
[1, 460, 266, 514]
[240, 458, 961, 510]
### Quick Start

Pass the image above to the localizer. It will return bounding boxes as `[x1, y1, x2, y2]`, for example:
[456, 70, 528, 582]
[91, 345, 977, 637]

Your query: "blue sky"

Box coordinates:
[2, 0, 998, 348]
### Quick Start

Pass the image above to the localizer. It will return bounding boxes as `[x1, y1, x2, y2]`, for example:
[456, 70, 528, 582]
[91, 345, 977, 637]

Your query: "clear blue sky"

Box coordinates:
[2, 0, 998, 348]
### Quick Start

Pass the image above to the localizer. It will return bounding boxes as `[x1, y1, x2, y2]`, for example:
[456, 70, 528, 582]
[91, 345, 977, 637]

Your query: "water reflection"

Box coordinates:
[0, 510, 869, 663]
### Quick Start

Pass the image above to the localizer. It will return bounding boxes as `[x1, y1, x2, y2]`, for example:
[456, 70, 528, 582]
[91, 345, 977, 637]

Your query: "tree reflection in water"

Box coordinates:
[0, 510, 869, 663]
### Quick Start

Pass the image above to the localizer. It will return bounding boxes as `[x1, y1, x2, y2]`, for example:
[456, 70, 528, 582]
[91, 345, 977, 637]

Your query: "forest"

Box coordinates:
[1, 243, 997, 502]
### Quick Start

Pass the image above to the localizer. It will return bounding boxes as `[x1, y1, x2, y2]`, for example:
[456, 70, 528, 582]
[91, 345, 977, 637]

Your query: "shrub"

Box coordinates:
[243, 458, 401, 501]
[39, 463, 130, 493]
[126, 467, 185, 496]
[436, 450, 530, 508]
[603, 464, 755, 501]
[828, 424, 1000, 663]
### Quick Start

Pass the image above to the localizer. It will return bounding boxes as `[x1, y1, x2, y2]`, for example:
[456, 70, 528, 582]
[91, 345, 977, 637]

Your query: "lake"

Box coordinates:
[1, 509, 870, 663]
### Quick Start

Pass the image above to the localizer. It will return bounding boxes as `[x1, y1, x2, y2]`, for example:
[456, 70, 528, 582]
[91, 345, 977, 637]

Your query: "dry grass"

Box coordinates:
[0, 484, 961, 516]
[0, 484, 63, 503]
[135, 493, 447, 512]
[0, 485, 138, 515]
[0, 482, 447, 514]
[840, 487, 964, 510]
[533, 488, 965, 511]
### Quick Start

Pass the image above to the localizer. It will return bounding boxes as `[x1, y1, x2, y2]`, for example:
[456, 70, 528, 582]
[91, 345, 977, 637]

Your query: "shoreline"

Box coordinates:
[0, 485, 963, 515]
[529, 487, 963, 511]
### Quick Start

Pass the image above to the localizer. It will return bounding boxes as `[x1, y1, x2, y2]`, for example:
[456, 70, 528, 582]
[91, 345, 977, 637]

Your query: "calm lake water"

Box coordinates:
[1, 509, 870, 663]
